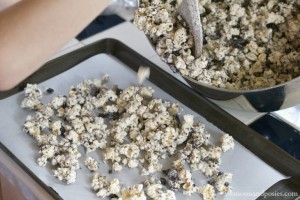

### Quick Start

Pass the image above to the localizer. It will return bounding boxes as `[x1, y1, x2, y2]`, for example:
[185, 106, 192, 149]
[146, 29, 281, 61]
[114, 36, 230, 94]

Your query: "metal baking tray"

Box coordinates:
[0, 39, 299, 199]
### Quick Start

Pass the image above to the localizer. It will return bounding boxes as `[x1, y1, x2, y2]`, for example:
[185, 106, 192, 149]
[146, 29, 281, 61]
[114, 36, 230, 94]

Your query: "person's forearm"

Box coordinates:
[0, 0, 110, 91]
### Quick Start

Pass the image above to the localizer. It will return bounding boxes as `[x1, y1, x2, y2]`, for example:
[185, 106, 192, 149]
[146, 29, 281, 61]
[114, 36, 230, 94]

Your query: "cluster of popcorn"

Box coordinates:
[134, 0, 300, 90]
[21, 74, 234, 199]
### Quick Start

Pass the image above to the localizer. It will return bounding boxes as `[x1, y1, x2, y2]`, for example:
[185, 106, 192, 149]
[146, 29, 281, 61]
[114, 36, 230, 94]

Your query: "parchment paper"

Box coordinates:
[0, 54, 286, 200]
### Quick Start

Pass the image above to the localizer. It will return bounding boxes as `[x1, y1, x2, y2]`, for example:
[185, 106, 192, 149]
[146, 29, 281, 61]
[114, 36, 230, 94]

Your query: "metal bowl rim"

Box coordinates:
[183, 74, 300, 94]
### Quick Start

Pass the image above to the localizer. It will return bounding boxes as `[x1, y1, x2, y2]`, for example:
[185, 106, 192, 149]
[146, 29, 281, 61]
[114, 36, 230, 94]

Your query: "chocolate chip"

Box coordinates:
[160, 177, 167, 185]
[98, 113, 109, 118]
[108, 112, 120, 121]
[163, 52, 171, 60]
[90, 87, 100, 97]
[230, 35, 247, 49]
[266, 23, 279, 30]
[99, 112, 121, 121]
[265, 48, 272, 55]
[116, 88, 123, 96]
[217, 171, 224, 176]
[60, 126, 65, 134]
[210, 159, 219, 164]
[203, 34, 207, 45]
[207, 180, 215, 185]
[46, 88, 54, 94]
[174, 114, 180, 123]
[242, 0, 251, 7]
[108, 169, 112, 174]
[162, 169, 169, 175]
[62, 102, 67, 109]
[109, 194, 119, 199]
[224, 182, 229, 187]
[173, 51, 180, 56]
[170, 0, 176, 7]
[200, 12, 207, 18]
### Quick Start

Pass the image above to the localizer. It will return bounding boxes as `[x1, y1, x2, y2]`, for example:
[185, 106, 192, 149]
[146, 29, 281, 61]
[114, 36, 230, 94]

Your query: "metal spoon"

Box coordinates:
[178, 0, 203, 58]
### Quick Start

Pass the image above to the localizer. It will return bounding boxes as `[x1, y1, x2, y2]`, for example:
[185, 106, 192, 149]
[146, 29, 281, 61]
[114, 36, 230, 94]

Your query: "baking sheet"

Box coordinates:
[0, 54, 286, 200]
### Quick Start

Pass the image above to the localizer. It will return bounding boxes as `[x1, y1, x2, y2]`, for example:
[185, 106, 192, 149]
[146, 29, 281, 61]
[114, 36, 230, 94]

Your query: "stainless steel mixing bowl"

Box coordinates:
[136, 0, 300, 112]
[144, 37, 300, 113]
[182, 74, 300, 112]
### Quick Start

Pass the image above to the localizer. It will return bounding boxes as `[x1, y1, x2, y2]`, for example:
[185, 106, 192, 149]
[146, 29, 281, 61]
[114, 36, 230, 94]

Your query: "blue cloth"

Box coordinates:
[76, 15, 125, 41]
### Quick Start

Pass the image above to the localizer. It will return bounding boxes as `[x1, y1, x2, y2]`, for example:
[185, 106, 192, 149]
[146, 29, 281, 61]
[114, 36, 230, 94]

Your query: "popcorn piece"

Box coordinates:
[21, 98, 42, 111]
[36, 134, 58, 146]
[109, 178, 121, 195]
[21, 84, 43, 110]
[51, 96, 67, 109]
[128, 159, 139, 168]
[37, 156, 48, 167]
[39, 105, 54, 117]
[91, 173, 110, 198]
[53, 167, 76, 184]
[50, 120, 64, 136]
[198, 184, 216, 200]
[92, 174, 122, 198]
[119, 184, 146, 200]
[213, 173, 233, 194]
[139, 86, 154, 98]
[39, 144, 59, 159]
[23, 119, 41, 138]
[220, 134, 234, 152]
[64, 130, 79, 144]
[24, 84, 43, 98]
[144, 177, 176, 200]
[137, 66, 150, 84]
[84, 157, 98, 171]
[112, 162, 122, 172]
